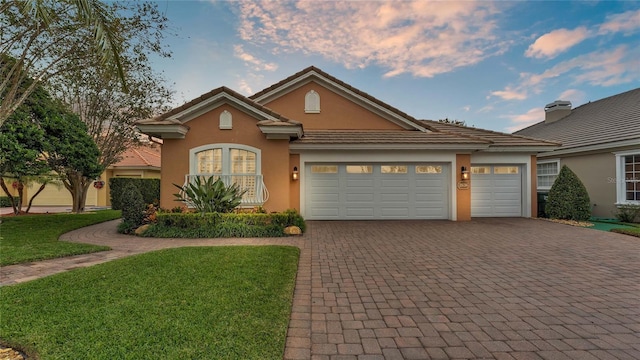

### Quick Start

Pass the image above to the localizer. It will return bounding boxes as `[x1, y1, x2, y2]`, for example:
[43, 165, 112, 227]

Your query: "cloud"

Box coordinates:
[503, 108, 545, 133]
[525, 27, 590, 59]
[557, 89, 586, 104]
[598, 9, 640, 35]
[233, 44, 278, 72]
[236, 1, 509, 78]
[490, 86, 527, 100]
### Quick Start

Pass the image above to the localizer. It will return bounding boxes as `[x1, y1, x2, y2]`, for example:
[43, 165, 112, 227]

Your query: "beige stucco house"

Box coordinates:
[17, 143, 161, 208]
[136, 66, 557, 221]
[515, 88, 640, 218]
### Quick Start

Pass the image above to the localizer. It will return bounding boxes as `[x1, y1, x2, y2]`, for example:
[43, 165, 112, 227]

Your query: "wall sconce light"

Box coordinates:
[292, 166, 299, 181]
[461, 166, 470, 180]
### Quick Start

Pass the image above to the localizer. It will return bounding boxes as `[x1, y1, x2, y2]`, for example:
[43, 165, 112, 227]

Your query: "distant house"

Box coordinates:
[23, 143, 161, 208]
[515, 88, 640, 218]
[136, 66, 558, 221]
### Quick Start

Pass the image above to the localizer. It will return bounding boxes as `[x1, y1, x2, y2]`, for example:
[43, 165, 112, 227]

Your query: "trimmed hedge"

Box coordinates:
[545, 165, 591, 221]
[110, 178, 160, 210]
[142, 210, 306, 238]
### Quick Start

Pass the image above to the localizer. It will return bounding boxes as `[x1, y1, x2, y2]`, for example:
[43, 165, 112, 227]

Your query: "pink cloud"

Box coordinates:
[599, 9, 640, 35]
[504, 108, 545, 132]
[525, 27, 590, 59]
[490, 87, 527, 101]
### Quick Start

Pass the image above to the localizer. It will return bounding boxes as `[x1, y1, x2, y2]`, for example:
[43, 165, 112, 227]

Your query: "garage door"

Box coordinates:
[471, 165, 522, 217]
[305, 163, 449, 220]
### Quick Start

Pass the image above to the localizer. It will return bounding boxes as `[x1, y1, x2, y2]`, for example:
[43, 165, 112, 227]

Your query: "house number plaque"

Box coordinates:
[457, 181, 469, 190]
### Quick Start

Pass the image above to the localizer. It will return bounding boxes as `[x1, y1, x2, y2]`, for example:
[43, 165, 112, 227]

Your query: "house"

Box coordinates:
[136, 66, 557, 221]
[515, 88, 640, 218]
[22, 143, 161, 208]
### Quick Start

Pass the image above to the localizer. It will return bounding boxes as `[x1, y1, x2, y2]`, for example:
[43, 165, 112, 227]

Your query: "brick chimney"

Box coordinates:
[544, 100, 572, 123]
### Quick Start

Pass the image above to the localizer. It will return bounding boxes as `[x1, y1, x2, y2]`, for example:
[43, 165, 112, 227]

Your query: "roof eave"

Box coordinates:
[135, 124, 189, 139]
[258, 124, 304, 140]
[289, 143, 490, 151]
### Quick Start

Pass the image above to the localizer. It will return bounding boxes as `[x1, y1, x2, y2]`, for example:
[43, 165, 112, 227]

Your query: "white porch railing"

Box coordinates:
[184, 174, 269, 207]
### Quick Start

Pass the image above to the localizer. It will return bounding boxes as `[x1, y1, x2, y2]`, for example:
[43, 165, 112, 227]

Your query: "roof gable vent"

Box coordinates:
[544, 100, 572, 123]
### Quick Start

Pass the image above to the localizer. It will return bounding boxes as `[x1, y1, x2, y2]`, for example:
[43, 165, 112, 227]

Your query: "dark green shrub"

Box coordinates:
[0, 196, 11, 207]
[545, 165, 591, 221]
[110, 178, 160, 210]
[119, 182, 146, 233]
[173, 177, 246, 214]
[615, 205, 640, 223]
[144, 210, 306, 238]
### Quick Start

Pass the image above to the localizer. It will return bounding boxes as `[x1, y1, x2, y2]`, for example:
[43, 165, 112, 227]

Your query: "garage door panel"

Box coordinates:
[471, 165, 522, 217]
[306, 163, 449, 220]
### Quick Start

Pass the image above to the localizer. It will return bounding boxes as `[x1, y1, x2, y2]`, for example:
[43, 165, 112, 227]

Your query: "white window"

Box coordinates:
[346, 165, 372, 174]
[189, 144, 263, 205]
[616, 151, 640, 204]
[471, 166, 491, 174]
[311, 165, 337, 174]
[537, 160, 559, 190]
[219, 110, 232, 129]
[494, 166, 519, 174]
[416, 165, 442, 174]
[305, 90, 320, 113]
[381, 165, 407, 174]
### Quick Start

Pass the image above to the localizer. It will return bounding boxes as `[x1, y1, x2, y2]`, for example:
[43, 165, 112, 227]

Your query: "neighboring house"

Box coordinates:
[136, 66, 557, 221]
[515, 88, 640, 218]
[23, 143, 161, 208]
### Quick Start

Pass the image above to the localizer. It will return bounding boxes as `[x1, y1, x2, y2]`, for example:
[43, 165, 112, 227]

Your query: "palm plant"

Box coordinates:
[173, 177, 247, 214]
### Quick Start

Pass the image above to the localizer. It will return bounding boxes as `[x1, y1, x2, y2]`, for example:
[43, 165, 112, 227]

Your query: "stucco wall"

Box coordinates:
[261, 81, 405, 130]
[159, 103, 291, 212]
[559, 152, 617, 218]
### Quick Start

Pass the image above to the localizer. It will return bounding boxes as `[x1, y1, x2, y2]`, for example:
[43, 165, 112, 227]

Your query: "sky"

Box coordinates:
[149, 0, 640, 133]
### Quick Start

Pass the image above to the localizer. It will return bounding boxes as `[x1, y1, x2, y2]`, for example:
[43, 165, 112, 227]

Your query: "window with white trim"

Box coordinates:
[219, 110, 232, 129]
[537, 160, 559, 190]
[189, 144, 263, 204]
[616, 152, 640, 204]
[305, 90, 320, 113]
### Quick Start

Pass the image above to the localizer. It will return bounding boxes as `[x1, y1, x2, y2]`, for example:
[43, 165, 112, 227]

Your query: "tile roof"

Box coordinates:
[292, 130, 490, 145]
[140, 86, 294, 124]
[111, 145, 161, 169]
[250, 66, 428, 130]
[514, 88, 640, 150]
[421, 120, 560, 147]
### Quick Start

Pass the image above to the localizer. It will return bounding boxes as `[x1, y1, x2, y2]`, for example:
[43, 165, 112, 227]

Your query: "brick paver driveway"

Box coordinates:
[287, 218, 640, 360]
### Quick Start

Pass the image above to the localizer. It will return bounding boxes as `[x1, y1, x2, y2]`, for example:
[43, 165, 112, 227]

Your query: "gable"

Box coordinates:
[260, 81, 404, 130]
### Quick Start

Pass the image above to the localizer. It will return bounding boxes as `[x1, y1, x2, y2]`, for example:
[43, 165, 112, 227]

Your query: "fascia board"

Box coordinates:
[135, 124, 188, 139]
[537, 138, 640, 158]
[289, 143, 489, 151]
[168, 93, 280, 123]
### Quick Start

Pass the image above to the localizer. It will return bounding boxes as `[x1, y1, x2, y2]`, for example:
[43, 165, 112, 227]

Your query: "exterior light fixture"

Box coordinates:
[292, 166, 299, 181]
[461, 166, 470, 180]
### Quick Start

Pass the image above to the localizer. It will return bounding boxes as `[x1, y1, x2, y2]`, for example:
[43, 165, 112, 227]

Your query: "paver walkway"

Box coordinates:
[2, 218, 639, 360]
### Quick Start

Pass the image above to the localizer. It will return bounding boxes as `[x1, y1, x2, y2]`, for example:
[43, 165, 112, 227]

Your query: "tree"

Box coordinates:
[40, 101, 103, 213]
[0, 0, 126, 126]
[545, 165, 591, 221]
[0, 85, 51, 214]
[51, 2, 173, 171]
[438, 118, 466, 126]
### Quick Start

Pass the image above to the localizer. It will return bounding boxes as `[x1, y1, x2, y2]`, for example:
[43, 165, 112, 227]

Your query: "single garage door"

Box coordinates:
[471, 165, 522, 217]
[305, 163, 449, 220]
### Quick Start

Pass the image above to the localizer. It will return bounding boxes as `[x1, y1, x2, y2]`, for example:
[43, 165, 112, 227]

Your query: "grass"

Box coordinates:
[0, 246, 300, 360]
[0, 210, 121, 266]
[611, 227, 640, 238]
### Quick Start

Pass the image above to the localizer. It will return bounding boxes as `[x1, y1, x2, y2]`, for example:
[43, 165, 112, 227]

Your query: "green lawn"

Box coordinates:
[0, 246, 300, 359]
[0, 210, 121, 266]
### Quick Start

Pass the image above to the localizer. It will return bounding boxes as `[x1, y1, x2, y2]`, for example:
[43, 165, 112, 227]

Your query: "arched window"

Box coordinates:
[219, 110, 232, 129]
[188, 144, 266, 205]
[305, 90, 320, 113]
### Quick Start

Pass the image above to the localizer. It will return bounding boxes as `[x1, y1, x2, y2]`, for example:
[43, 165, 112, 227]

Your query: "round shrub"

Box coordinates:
[545, 165, 591, 221]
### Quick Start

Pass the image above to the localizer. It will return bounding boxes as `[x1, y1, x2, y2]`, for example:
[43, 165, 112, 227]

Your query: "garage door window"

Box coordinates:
[311, 165, 337, 173]
[381, 165, 407, 174]
[494, 166, 519, 174]
[346, 165, 372, 174]
[416, 165, 442, 174]
[471, 166, 491, 174]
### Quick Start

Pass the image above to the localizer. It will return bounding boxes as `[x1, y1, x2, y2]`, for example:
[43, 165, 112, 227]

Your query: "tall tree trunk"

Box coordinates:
[65, 171, 92, 213]
[26, 183, 47, 213]
[0, 177, 20, 215]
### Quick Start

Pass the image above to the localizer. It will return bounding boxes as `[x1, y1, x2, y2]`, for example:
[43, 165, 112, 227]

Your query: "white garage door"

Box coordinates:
[305, 163, 449, 220]
[471, 165, 522, 217]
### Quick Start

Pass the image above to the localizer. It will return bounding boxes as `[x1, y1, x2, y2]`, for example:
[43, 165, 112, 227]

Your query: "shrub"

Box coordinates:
[615, 204, 640, 223]
[173, 177, 246, 214]
[545, 165, 591, 221]
[119, 182, 146, 234]
[143, 210, 306, 238]
[110, 178, 160, 210]
[0, 196, 11, 207]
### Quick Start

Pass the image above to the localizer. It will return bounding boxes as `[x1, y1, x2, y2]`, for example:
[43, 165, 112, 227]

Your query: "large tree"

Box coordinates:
[0, 0, 126, 126]
[0, 85, 51, 214]
[51, 1, 173, 170]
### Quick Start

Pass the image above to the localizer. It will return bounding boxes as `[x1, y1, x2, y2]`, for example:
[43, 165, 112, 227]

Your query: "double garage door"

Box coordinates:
[305, 163, 449, 220]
